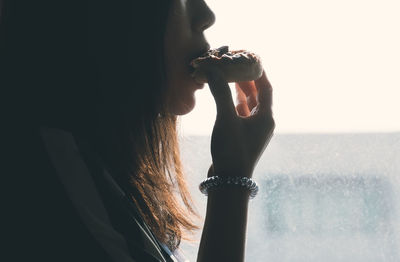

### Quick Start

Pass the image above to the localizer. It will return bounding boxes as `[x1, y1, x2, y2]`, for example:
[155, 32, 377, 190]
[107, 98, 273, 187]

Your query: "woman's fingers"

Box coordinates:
[236, 81, 257, 96]
[205, 69, 272, 120]
[206, 69, 236, 118]
[235, 83, 250, 117]
[254, 70, 273, 114]
[236, 81, 257, 110]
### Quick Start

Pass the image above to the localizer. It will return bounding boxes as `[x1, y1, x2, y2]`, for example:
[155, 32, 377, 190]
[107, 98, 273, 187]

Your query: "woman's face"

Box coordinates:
[164, 0, 215, 115]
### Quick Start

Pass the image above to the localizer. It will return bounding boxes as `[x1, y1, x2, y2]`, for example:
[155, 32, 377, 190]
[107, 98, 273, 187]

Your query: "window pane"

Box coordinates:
[180, 134, 400, 262]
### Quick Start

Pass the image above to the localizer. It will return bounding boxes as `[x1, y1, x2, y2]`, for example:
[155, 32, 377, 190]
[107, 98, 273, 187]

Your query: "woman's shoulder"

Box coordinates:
[40, 127, 172, 262]
[5, 126, 114, 261]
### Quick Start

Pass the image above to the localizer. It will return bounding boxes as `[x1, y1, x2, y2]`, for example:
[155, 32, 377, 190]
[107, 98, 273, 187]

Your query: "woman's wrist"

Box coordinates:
[207, 164, 253, 178]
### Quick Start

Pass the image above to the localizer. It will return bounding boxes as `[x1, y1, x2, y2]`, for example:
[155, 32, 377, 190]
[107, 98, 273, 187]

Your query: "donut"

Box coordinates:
[190, 46, 263, 84]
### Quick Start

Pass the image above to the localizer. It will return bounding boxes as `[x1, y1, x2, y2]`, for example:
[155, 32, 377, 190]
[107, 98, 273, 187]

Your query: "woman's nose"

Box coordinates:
[192, 0, 216, 33]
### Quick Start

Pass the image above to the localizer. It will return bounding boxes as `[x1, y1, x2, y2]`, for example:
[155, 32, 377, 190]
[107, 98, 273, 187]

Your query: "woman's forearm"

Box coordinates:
[197, 186, 250, 262]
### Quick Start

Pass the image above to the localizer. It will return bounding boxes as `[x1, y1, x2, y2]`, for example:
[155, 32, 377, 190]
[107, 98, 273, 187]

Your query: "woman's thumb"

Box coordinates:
[206, 69, 236, 117]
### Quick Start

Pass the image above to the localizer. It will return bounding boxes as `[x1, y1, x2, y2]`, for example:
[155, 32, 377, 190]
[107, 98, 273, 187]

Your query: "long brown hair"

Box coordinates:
[1, 0, 199, 250]
[102, 112, 200, 250]
[92, 100, 199, 250]
[86, 0, 200, 250]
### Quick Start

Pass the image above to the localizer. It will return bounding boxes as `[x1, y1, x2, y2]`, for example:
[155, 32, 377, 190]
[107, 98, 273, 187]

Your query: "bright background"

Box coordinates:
[180, 0, 400, 135]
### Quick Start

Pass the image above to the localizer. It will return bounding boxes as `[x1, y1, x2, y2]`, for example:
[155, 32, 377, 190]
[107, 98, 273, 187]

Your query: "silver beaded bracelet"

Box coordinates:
[199, 176, 259, 199]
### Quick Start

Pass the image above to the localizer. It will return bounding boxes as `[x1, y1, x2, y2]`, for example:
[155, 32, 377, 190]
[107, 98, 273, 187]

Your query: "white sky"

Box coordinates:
[180, 0, 400, 135]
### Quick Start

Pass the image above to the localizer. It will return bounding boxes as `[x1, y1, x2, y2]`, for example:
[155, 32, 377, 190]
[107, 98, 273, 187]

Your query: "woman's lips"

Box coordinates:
[188, 45, 210, 78]
[186, 44, 210, 88]
[189, 44, 211, 64]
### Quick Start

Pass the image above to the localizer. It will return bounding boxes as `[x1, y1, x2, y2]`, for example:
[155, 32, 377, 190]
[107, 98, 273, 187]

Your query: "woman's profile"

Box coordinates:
[1, 0, 274, 261]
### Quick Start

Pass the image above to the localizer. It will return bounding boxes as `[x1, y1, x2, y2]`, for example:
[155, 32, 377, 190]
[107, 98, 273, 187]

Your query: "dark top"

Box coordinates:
[5, 126, 177, 261]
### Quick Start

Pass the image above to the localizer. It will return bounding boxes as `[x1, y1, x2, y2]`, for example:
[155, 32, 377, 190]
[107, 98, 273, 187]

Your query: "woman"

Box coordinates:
[2, 0, 274, 261]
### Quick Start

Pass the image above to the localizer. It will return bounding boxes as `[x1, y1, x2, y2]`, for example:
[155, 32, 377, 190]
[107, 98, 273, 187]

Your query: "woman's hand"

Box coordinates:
[206, 68, 275, 178]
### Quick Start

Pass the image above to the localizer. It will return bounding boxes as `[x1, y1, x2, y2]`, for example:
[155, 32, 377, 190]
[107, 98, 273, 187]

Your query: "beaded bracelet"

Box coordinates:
[199, 176, 259, 199]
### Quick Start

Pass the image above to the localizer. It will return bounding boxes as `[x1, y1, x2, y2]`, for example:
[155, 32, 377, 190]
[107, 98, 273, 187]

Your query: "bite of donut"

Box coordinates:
[190, 46, 263, 84]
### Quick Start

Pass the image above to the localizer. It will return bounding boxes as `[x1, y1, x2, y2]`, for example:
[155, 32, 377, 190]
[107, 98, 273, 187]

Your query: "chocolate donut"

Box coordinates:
[190, 46, 263, 84]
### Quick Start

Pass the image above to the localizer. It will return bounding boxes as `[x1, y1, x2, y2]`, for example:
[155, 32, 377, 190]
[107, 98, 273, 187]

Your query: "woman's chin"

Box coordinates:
[168, 93, 196, 116]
